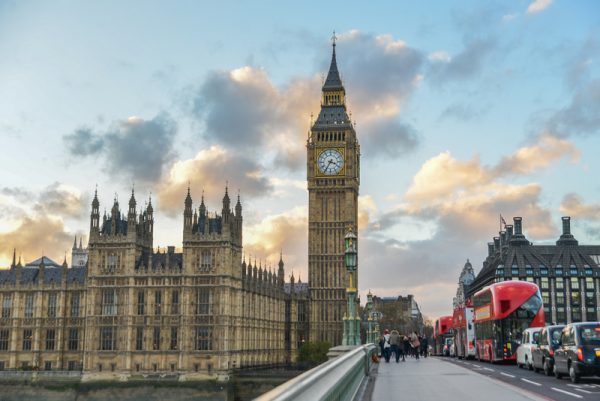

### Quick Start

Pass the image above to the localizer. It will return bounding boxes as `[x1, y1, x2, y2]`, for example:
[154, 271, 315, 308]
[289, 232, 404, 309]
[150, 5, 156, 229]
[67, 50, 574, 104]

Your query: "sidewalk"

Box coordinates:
[368, 357, 547, 401]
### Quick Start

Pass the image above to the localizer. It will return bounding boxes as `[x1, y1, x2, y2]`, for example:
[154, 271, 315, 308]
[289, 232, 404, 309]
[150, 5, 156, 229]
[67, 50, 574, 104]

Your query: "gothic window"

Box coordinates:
[556, 279, 564, 290]
[47, 293, 57, 318]
[171, 290, 179, 315]
[24, 294, 34, 318]
[2, 294, 11, 318]
[170, 327, 178, 350]
[571, 277, 580, 290]
[195, 288, 212, 315]
[68, 328, 78, 351]
[152, 327, 160, 350]
[201, 250, 212, 271]
[195, 327, 212, 350]
[154, 291, 162, 316]
[107, 254, 117, 272]
[45, 329, 55, 350]
[540, 277, 549, 289]
[70, 292, 80, 317]
[99, 327, 116, 350]
[0, 329, 9, 351]
[137, 291, 145, 315]
[135, 327, 143, 351]
[101, 289, 117, 316]
[22, 329, 32, 351]
[556, 292, 565, 305]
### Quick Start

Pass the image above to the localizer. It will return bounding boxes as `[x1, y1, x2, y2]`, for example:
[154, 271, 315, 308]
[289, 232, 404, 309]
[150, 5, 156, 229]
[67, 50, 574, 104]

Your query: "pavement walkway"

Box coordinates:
[369, 357, 549, 401]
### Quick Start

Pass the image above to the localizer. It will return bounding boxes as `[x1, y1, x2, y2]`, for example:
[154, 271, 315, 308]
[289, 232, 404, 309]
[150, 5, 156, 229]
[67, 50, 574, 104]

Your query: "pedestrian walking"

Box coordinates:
[389, 330, 401, 363]
[402, 335, 410, 361]
[383, 329, 391, 362]
[410, 332, 421, 360]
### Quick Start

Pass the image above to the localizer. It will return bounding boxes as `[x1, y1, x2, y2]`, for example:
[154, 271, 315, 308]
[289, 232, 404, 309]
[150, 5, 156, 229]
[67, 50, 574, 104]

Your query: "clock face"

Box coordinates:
[317, 149, 344, 175]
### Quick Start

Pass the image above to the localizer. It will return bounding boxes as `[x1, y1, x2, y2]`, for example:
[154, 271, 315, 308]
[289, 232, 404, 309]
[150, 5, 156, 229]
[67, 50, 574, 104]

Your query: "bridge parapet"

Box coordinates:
[254, 344, 376, 401]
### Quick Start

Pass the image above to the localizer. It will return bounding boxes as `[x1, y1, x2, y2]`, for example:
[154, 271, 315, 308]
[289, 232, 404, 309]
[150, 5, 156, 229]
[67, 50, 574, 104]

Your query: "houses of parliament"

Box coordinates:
[0, 40, 360, 380]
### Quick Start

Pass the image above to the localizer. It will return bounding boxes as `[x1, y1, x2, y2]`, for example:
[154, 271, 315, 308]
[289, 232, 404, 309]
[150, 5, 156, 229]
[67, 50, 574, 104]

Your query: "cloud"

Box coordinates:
[64, 114, 177, 183]
[244, 206, 308, 279]
[527, 0, 553, 14]
[492, 134, 580, 175]
[546, 80, 600, 137]
[428, 51, 451, 62]
[438, 102, 488, 122]
[156, 145, 272, 216]
[0, 215, 72, 267]
[188, 31, 425, 168]
[428, 37, 496, 83]
[560, 194, 600, 220]
[33, 182, 86, 219]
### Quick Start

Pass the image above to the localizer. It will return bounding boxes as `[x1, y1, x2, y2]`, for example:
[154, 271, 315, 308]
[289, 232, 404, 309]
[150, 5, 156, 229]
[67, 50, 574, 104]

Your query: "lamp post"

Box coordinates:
[366, 291, 374, 344]
[342, 228, 361, 346]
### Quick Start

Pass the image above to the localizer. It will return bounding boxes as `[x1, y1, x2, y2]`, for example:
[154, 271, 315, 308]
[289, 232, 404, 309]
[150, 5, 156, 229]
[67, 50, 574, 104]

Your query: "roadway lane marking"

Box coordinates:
[551, 387, 583, 398]
[483, 367, 494, 372]
[473, 364, 481, 367]
[574, 388, 592, 394]
[500, 372, 515, 378]
[521, 378, 541, 386]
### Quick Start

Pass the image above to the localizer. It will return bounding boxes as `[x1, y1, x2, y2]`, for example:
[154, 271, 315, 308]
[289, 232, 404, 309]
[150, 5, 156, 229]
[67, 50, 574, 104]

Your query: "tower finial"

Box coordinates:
[331, 30, 337, 47]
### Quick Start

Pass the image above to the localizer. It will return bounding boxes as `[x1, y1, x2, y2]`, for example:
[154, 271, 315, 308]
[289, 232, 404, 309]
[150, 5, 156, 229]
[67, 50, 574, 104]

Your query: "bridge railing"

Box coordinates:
[254, 344, 377, 401]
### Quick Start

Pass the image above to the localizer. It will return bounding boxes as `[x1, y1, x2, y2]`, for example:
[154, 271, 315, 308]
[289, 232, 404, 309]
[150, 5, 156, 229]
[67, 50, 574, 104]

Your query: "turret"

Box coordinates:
[235, 194, 242, 217]
[222, 186, 231, 223]
[147, 196, 154, 234]
[128, 188, 137, 223]
[90, 189, 100, 237]
[184, 186, 193, 231]
[11, 248, 16, 269]
[278, 252, 285, 287]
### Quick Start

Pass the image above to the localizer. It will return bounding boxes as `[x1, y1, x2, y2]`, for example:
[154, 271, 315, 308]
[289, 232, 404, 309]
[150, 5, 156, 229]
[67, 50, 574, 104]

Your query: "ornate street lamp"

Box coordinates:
[342, 228, 361, 346]
[366, 291, 374, 344]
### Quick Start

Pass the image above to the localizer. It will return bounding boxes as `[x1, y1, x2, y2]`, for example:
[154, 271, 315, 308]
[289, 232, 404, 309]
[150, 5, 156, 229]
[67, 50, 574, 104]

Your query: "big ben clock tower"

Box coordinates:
[307, 36, 360, 346]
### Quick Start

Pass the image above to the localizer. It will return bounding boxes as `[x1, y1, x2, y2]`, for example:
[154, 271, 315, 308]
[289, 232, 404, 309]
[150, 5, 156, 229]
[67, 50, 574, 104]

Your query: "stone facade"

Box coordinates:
[467, 216, 600, 325]
[307, 40, 360, 346]
[0, 188, 308, 380]
[370, 295, 424, 334]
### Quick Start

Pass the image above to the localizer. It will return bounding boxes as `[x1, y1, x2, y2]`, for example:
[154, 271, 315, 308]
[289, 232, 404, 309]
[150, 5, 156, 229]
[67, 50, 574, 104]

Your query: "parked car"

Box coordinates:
[517, 327, 542, 370]
[554, 322, 600, 383]
[443, 338, 454, 356]
[531, 324, 564, 375]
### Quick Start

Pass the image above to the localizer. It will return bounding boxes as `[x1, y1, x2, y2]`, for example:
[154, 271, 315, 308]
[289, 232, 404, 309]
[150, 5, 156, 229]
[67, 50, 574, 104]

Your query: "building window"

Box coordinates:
[556, 268, 563, 276]
[195, 327, 212, 350]
[22, 329, 32, 351]
[540, 277, 549, 290]
[201, 250, 212, 271]
[70, 292, 80, 317]
[556, 279, 564, 290]
[495, 268, 504, 276]
[154, 291, 161, 316]
[98, 364, 103, 372]
[67, 361, 77, 371]
[0, 362, 4, 371]
[111, 363, 116, 372]
[24, 294, 34, 318]
[170, 327, 178, 350]
[47, 293, 57, 318]
[540, 266, 548, 276]
[135, 327, 143, 351]
[135, 364, 140, 372]
[100, 327, 116, 351]
[101, 289, 117, 316]
[557, 307, 566, 323]
[68, 328, 78, 351]
[171, 290, 179, 315]
[570, 267, 578, 276]
[45, 329, 55, 350]
[107, 254, 117, 272]
[153, 363, 157, 372]
[0, 329, 9, 351]
[2, 294, 12, 318]
[170, 363, 175, 372]
[511, 268, 519, 276]
[572, 291, 581, 306]
[196, 288, 212, 315]
[571, 277, 580, 290]
[153, 327, 160, 350]
[541, 291, 550, 305]
[556, 292, 565, 305]
[572, 307, 581, 322]
[44, 361, 52, 371]
[137, 291, 145, 315]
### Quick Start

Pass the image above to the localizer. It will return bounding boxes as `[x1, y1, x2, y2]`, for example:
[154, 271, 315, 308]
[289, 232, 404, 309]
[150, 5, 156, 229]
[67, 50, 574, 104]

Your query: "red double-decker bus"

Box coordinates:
[433, 315, 453, 356]
[452, 301, 476, 359]
[473, 281, 544, 362]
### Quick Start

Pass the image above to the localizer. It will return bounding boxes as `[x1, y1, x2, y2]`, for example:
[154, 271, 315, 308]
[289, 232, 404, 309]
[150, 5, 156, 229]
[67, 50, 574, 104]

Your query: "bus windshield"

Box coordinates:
[500, 291, 542, 347]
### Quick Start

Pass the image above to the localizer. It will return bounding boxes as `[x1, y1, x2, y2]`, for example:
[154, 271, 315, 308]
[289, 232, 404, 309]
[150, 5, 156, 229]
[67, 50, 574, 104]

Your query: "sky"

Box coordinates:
[0, 0, 599, 320]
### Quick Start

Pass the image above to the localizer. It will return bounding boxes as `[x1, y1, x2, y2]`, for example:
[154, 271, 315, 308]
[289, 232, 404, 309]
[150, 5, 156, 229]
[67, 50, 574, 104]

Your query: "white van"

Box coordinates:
[516, 327, 542, 370]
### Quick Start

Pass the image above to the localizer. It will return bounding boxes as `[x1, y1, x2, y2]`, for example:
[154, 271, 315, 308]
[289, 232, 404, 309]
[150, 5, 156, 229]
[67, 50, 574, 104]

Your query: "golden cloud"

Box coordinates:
[156, 146, 272, 216]
[243, 206, 308, 280]
[0, 215, 72, 268]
